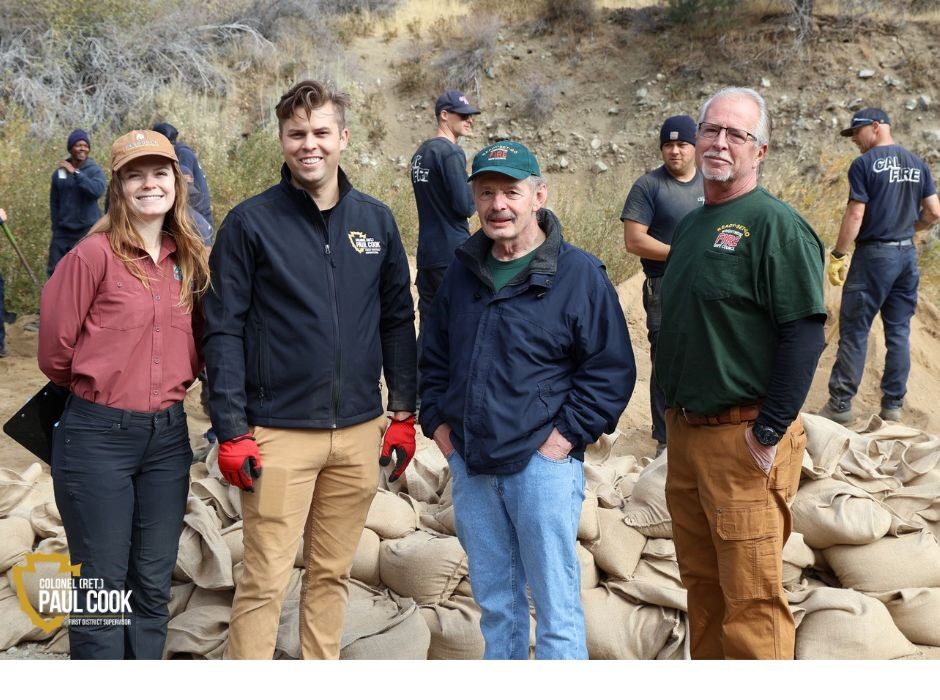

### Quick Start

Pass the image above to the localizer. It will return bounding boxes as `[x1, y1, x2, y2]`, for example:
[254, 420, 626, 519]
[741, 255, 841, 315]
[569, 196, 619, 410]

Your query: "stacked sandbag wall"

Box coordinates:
[3, 411, 940, 660]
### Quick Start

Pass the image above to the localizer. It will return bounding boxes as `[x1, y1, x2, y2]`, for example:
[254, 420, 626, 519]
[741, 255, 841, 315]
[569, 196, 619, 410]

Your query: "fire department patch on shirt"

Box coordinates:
[173, 264, 182, 281]
[348, 231, 382, 255]
[713, 223, 750, 252]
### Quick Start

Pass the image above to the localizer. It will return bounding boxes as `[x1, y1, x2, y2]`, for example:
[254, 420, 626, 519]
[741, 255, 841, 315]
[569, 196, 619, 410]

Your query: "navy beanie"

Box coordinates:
[67, 129, 90, 151]
[659, 115, 697, 147]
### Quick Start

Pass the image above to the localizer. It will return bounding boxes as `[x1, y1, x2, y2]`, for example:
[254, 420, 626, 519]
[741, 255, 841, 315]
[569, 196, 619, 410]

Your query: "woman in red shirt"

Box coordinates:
[38, 130, 209, 660]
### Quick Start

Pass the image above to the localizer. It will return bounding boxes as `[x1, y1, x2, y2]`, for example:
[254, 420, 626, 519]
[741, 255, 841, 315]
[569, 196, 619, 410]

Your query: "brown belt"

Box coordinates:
[679, 401, 763, 426]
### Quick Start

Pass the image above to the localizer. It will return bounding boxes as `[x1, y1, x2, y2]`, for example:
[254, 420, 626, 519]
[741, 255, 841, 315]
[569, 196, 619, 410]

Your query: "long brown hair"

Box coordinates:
[88, 158, 209, 311]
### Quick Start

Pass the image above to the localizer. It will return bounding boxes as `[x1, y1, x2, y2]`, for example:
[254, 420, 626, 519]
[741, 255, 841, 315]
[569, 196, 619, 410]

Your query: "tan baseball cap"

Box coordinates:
[110, 129, 178, 172]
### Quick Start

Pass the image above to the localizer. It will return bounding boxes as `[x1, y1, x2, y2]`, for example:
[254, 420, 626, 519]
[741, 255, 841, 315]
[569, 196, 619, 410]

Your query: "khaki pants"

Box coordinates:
[664, 409, 805, 659]
[225, 416, 385, 659]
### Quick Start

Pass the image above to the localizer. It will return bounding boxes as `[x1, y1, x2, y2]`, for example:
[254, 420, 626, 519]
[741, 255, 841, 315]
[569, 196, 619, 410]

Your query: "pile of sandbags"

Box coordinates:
[3, 411, 939, 660]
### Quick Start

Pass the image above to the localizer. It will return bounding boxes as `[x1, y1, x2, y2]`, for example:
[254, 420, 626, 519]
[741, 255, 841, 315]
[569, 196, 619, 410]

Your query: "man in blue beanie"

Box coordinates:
[47, 129, 107, 278]
[621, 115, 704, 456]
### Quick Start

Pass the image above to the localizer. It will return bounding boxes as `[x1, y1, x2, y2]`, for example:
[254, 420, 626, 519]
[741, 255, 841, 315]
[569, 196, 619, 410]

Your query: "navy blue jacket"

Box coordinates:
[204, 165, 417, 443]
[419, 209, 636, 474]
[176, 141, 213, 226]
[49, 156, 106, 235]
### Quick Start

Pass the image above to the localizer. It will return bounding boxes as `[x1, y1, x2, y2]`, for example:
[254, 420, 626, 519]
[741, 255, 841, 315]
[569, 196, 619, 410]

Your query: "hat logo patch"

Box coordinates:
[669, 130, 679, 140]
[487, 148, 509, 161]
[459, 95, 469, 104]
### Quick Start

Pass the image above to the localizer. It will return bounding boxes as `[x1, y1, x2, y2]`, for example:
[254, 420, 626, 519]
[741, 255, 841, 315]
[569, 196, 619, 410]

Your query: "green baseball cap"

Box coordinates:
[468, 140, 541, 181]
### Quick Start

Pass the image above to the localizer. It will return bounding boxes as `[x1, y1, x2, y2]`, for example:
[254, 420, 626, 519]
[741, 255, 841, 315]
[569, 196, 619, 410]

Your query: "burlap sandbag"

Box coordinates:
[365, 489, 421, 539]
[35, 535, 68, 555]
[782, 532, 815, 588]
[169, 582, 196, 619]
[585, 508, 646, 580]
[608, 558, 687, 612]
[29, 501, 63, 539]
[164, 605, 230, 659]
[869, 588, 940, 646]
[791, 478, 892, 549]
[577, 543, 600, 590]
[379, 530, 467, 604]
[824, 531, 940, 592]
[578, 489, 600, 543]
[622, 457, 671, 538]
[6, 556, 71, 613]
[419, 594, 484, 660]
[453, 576, 473, 599]
[793, 587, 916, 659]
[220, 522, 244, 567]
[0, 516, 34, 573]
[338, 583, 430, 659]
[881, 480, 940, 536]
[581, 585, 686, 659]
[0, 463, 42, 518]
[186, 586, 235, 610]
[584, 464, 624, 509]
[350, 527, 381, 587]
[0, 577, 40, 651]
[418, 503, 456, 536]
[390, 449, 449, 504]
[174, 496, 233, 590]
[190, 477, 241, 528]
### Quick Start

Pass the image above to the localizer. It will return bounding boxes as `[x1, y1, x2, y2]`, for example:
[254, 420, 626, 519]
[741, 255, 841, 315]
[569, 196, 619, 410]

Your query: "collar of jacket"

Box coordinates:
[456, 208, 564, 293]
[278, 162, 353, 212]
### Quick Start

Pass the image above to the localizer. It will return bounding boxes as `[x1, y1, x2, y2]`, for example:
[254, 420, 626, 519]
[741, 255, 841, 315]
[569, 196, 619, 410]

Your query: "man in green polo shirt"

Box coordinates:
[656, 87, 826, 659]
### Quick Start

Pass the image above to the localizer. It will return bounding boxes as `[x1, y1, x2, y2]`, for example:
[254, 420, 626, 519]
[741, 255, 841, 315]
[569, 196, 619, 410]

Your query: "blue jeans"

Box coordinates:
[827, 242, 919, 410]
[448, 449, 587, 659]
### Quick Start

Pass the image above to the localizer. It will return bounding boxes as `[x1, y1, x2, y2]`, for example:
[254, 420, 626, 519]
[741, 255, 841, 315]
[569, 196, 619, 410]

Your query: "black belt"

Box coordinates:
[856, 239, 913, 248]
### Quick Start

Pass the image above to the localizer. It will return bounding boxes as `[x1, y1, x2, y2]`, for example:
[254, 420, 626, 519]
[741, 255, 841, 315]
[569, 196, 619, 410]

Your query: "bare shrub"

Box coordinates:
[429, 14, 502, 97]
[0, 8, 271, 132]
[517, 76, 559, 126]
[535, 0, 598, 35]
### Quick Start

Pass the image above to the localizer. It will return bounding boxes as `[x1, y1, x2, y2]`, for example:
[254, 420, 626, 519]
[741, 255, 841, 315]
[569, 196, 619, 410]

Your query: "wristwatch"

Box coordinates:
[752, 423, 782, 446]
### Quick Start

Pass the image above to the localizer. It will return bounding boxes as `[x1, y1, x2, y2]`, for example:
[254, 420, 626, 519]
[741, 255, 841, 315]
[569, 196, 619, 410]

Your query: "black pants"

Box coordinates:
[416, 266, 447, 392]
[51, 395, 192, 659]
[643, 276, 666, 444]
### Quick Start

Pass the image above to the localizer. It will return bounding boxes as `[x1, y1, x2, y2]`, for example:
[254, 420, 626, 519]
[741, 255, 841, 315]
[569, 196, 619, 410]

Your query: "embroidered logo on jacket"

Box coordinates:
[411, 155, 429, 183]
[348, 231, 382, 255]
[713, 223, 750, 252]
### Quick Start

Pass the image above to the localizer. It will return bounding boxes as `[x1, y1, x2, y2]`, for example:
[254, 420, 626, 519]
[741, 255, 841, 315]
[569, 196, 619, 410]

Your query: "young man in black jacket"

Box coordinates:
[204, 79, 417, 660]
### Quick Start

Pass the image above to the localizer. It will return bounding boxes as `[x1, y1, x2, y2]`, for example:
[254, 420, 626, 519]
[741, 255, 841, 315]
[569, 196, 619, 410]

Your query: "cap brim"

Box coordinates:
[450, 106, 481, 115]
[840, 127, 856, 137]
[468, 165, 535, 182]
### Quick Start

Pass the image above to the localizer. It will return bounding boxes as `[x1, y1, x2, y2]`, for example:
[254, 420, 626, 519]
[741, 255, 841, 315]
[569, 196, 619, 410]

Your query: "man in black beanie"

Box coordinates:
[621, 115, 704, 456]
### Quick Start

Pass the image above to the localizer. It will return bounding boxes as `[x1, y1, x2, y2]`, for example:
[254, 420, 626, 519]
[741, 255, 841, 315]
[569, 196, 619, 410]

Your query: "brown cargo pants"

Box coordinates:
[224, 416, 385, 660]
[664, 409, 805, 659]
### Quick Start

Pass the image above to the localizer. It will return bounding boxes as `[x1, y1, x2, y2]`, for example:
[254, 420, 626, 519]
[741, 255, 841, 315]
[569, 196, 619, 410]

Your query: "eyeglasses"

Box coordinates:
[697, 122, 757, 145]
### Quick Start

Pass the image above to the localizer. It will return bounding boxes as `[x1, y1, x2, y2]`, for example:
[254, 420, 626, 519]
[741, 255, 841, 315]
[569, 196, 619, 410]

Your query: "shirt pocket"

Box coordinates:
[692, 250, 740, 301]
[93, 278, 151, 330]
[170, 301, 194, 335]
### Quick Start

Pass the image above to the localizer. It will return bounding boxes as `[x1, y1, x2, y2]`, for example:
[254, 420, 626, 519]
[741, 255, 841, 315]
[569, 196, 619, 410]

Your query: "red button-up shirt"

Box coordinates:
[38, 233, 201, 412]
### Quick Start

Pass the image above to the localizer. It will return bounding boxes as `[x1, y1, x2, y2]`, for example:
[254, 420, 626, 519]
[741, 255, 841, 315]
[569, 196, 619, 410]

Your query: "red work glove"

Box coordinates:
[379, 415, 416, 483]
[218, 434, 262, 492]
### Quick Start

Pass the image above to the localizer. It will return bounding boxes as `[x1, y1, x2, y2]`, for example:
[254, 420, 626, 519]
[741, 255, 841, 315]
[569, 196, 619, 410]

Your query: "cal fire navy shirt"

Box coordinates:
[848, 144, 937, 243]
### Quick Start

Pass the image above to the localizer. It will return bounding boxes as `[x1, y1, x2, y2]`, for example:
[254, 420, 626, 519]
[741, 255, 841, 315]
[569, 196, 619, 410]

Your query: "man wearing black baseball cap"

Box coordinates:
[410, 90, 481, 374]
[419, 140, 635, 659]
[820, 107, 940, 424]
[621, 115, 704, 456]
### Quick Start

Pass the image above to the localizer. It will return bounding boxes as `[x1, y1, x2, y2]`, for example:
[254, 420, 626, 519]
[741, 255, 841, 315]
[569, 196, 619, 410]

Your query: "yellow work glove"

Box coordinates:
[827, 252, 848, 287]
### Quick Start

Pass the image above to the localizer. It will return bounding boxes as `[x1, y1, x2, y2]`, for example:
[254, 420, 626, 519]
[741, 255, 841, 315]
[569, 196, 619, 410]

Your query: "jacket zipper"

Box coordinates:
[324, 235, 341, 429]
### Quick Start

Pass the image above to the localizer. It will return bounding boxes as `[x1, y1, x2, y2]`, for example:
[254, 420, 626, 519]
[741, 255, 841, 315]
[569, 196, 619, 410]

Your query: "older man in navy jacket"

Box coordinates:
[419, 141, 635, 659]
